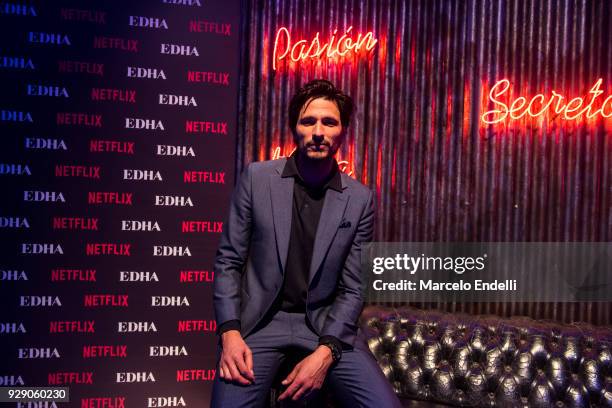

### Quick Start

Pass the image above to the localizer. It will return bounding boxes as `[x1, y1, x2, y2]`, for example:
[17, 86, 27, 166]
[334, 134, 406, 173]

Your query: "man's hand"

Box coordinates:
[219, 330, 255, 385]
[278, 345, 333, 401]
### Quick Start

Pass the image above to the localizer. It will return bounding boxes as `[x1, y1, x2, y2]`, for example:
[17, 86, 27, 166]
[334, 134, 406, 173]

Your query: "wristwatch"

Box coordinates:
[320, 340, 342, 363]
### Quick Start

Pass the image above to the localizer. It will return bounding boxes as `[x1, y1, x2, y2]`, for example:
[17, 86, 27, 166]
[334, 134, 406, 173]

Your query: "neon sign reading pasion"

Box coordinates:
[273, 26, 378, 70]
[482, 78, 611, 125]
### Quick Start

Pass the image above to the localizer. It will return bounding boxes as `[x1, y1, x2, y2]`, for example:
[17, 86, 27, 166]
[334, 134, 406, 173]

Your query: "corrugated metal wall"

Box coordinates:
[237, 0, 612, 324]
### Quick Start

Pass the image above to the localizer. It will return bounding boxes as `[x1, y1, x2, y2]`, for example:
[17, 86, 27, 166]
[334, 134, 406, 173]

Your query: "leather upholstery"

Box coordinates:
[360, 306, 612, 407]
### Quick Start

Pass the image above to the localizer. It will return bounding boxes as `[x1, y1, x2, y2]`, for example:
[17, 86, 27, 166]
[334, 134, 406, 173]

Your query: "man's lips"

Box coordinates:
[307, 144, 329, 150]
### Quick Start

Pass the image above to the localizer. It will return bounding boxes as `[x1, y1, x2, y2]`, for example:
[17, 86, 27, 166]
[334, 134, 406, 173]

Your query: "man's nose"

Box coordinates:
[312, 122, 324, 141]
[312, 133, 324, 144]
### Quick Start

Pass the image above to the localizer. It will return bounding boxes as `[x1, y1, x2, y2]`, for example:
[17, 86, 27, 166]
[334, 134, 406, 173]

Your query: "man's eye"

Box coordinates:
[300, 119, 315, 125]
[323, 119, 338, 126]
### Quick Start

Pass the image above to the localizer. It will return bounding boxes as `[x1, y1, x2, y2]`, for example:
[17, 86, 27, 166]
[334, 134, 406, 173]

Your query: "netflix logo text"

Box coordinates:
[51, 268, 96, 281]
[162, 0, 202, 6]
[84, 294, 128, 307]
[187, 71, 229, 85]
[82, 345, 127, 358]
[183, 171, 225, 183]
[185, 121, 227, 134]
[88, 192, 133, 205]
[176, 369, 215, 382]
[60, 8, 106, 24]
[50, 321, 95, 333]
[90, 140, 135, 154]
[81, 397, 126, 408]
[177, 320, 215, 332]
[91, 88, 136, 103]
[56, 112, 101, 127]
[188, 20, 230, 35]
[181, 221, 222, 233]
[58, 60, 104, 76]
[48, 372, 93, 385]
[94, 36, 138, 51]
[180, 270, 213, 282]
[86, 243, 131, 256]
[55, 165, 100, 178]
[53, 217, 99, 230]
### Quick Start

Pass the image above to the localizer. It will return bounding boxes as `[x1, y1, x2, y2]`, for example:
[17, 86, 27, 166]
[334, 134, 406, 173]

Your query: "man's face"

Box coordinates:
[293, 97, 345, 161]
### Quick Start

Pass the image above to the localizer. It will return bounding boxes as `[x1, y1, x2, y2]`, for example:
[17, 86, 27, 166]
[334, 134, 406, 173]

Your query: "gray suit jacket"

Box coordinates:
[213, 158, 374, 347]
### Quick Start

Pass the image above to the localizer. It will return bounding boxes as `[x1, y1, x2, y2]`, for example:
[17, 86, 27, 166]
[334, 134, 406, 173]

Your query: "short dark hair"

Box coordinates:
[288, 79, 354, 133]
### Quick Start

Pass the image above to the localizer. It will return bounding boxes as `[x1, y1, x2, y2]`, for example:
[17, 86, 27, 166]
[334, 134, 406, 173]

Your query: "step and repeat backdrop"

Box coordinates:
[0, 1, 239, 406]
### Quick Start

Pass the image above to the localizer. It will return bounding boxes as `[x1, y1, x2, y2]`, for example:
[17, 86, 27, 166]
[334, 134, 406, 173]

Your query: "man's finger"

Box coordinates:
[244, 348, 254, 379]
[278, 381, 300, 401]
[278, 388, 293, 401]
[228, 359, 250, 385]
[219, 366, 225, 378]
[221, 363, 232, 381]
[235, 352, 253, 381]
[292, 384, 308, 401]
[281, 366, 299, 385]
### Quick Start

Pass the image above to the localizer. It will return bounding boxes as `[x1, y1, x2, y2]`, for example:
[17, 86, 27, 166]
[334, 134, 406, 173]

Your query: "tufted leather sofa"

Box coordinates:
[360, 306, 612, 407]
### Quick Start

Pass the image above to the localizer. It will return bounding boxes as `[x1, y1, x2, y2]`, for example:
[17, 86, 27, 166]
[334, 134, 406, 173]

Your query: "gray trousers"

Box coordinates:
[211, 310, 402, 408]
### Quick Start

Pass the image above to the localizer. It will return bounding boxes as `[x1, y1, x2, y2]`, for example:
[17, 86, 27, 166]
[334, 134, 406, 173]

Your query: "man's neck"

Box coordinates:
[295, 152, 335, 188]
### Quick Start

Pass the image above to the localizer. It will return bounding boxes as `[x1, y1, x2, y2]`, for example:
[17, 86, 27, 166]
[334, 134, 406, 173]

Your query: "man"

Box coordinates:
[212, 79, 401, 407]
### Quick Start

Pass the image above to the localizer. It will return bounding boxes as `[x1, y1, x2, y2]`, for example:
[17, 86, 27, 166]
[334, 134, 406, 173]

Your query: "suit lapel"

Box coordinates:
[309, 188, 349, 285]
[270, 168, 294, 275]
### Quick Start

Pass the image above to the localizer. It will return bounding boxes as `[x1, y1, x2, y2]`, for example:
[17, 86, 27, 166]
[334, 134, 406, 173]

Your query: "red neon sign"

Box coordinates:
[271, 146, 353, 177]
[482, 78, 611, 125]
[273, 26, 378, 70]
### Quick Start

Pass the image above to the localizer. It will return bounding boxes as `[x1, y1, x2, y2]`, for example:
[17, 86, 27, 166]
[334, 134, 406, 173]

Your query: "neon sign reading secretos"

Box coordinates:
[273, 26, 378, 70]
[482, 78, 611, 124]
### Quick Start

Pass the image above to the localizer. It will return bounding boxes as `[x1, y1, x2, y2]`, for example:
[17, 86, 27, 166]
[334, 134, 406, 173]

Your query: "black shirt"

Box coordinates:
[218, 153, 343, 351]
[279, 152, 342, 311]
